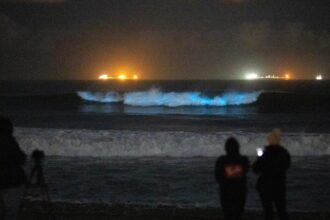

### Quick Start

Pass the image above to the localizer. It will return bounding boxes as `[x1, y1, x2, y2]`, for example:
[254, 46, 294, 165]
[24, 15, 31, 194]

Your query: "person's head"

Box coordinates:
[0, 116, 14, 137]
[225, 137, 240, 156]
[267, 128, 282, 145]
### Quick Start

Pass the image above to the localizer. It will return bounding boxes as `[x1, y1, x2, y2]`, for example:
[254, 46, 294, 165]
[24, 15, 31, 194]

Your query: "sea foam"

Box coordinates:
[16, 128, 330, 157]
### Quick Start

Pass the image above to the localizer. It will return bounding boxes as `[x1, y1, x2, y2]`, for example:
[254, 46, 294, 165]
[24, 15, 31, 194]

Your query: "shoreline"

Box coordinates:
[20, 201, 330, 220]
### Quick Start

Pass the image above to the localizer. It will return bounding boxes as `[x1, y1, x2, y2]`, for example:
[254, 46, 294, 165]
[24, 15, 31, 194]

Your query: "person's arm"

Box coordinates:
[244, 156, 250, 173]
[275, 148, 291, 173]
[284, 149, 291, 171]
[252, 159, 261, 174]
[12, 139, 26, 166]
[252, 150, 266, 174]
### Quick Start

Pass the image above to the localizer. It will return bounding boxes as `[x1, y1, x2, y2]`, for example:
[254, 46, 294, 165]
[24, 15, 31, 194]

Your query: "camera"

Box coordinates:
[32, 149, 45, 164]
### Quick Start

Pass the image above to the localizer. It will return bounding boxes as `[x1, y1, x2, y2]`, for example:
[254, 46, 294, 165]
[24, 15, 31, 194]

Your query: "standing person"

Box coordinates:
[253, 129, 291, 220]
[0, 117, 27, 220]
[215, 137, 250, 220]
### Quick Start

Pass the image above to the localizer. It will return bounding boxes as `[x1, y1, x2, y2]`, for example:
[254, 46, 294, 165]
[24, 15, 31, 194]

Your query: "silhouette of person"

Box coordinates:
[215, 137, 250, 220]
[0, 117, 27, 220]
[253, 129, 291, 220]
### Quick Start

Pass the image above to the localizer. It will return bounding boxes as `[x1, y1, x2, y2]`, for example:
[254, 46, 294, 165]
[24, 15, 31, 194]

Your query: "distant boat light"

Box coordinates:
[316, 74, 323, 80]
[245, 73, 259, 80]
[98, 72, 139, 80]
[98, 74, 109, 80]
[118, 74, 127, 80]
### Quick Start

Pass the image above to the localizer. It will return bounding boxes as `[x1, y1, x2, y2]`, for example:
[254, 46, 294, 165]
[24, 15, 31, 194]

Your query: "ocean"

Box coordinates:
[0, 80, 330, 211]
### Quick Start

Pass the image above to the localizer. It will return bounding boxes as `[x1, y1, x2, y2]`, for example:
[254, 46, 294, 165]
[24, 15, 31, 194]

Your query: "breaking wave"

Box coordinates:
[77, 91, 123, 103]
[77, 89, 262, 107]
[16, 128, 330, 157]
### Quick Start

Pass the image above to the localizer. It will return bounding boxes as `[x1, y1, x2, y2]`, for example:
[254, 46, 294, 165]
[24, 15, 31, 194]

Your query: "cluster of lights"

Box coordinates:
[245, 72, 325, 81]
[98, 74, 112, 80]
[316, 74, 323, 80]
[245, 72, 291, 80]
[98, 73, 139, 81]
[245, 72, 259, 80]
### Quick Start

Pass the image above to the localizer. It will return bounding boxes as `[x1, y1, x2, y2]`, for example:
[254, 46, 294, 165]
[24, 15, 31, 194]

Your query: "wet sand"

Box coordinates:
[20, 201, 330, 220]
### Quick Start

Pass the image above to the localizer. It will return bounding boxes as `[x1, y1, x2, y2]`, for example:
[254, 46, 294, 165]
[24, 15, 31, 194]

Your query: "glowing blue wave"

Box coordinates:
[78, 91, 122, 103]
[78, 89, 262, 107]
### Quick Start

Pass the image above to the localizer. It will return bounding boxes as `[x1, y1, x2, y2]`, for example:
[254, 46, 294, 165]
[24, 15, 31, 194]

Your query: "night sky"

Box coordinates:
[0, 0, 329, 80]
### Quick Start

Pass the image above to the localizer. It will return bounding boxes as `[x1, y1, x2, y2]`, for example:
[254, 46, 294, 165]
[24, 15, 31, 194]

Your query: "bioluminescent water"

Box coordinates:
[1, 80, 330, 212]
[77, 89, 262, 107]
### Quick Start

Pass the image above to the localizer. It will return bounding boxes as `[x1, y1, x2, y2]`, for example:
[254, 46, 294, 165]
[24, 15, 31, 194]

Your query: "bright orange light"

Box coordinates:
[118, 74, 127, 80]
[285, 74, 290, 80]
[133, 75, 138, 80]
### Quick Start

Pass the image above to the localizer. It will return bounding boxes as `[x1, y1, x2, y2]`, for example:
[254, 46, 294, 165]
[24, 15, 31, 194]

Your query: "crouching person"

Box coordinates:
[0, 117, 27, 220]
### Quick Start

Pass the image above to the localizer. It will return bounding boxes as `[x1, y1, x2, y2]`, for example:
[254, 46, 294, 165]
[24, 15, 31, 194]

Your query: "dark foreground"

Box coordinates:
[20, 202, 330, 220]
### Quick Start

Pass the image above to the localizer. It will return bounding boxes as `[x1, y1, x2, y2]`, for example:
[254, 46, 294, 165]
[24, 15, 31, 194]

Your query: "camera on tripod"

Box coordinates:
[21, 149, 51, 213]
[30, 149, 46, 186]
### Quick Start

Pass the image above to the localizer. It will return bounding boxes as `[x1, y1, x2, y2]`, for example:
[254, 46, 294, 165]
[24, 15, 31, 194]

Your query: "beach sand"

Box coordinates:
[19, 201, 330, 220]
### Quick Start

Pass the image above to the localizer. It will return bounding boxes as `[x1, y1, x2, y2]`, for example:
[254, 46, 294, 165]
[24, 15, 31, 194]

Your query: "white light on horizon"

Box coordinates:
[98, 74, 109, 80]
[316, 74, 323, 80]
[245, 72, 259, 80]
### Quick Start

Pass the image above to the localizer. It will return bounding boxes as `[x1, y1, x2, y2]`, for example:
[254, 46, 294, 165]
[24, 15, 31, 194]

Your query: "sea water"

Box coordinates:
[42, 156, 330, 211]
[1, 80, 330, 211]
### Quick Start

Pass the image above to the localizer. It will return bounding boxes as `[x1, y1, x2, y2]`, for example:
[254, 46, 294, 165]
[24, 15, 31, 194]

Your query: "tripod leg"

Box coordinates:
[40, 186, 52, 220]
[41, 186, 51, 205]
[45, 189, 51, 205]
[18, 184, 30, 217]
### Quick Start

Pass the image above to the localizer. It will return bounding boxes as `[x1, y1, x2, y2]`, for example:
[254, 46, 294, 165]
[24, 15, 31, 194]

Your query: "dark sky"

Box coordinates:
[0, 0, 329, 80]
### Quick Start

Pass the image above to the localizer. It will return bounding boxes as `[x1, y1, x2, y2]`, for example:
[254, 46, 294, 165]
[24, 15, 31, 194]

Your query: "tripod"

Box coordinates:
[23, 163, 51, 206]
[20, 150, 52, 219]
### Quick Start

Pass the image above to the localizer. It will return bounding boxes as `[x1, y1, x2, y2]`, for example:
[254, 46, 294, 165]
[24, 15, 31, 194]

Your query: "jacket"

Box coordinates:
[253, 145, 291, 191]
[0, 136, 27, 190]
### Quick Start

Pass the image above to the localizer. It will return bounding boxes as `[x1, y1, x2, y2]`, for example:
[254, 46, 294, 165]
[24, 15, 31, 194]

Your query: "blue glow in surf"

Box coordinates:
[78, 89, 262, 107]
[78, 91, 122, 103]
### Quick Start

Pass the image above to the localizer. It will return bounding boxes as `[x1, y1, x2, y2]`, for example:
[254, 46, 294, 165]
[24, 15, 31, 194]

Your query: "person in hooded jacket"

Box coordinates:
[253, 129, 291, 220]
[215, 137, 250, 220]
[0, 117, 27, 220]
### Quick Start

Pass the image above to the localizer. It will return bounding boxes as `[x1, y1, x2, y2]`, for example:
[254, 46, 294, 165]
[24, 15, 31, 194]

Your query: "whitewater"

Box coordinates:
[16, 128, 330, 157]
[2, 81, 330, 211]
